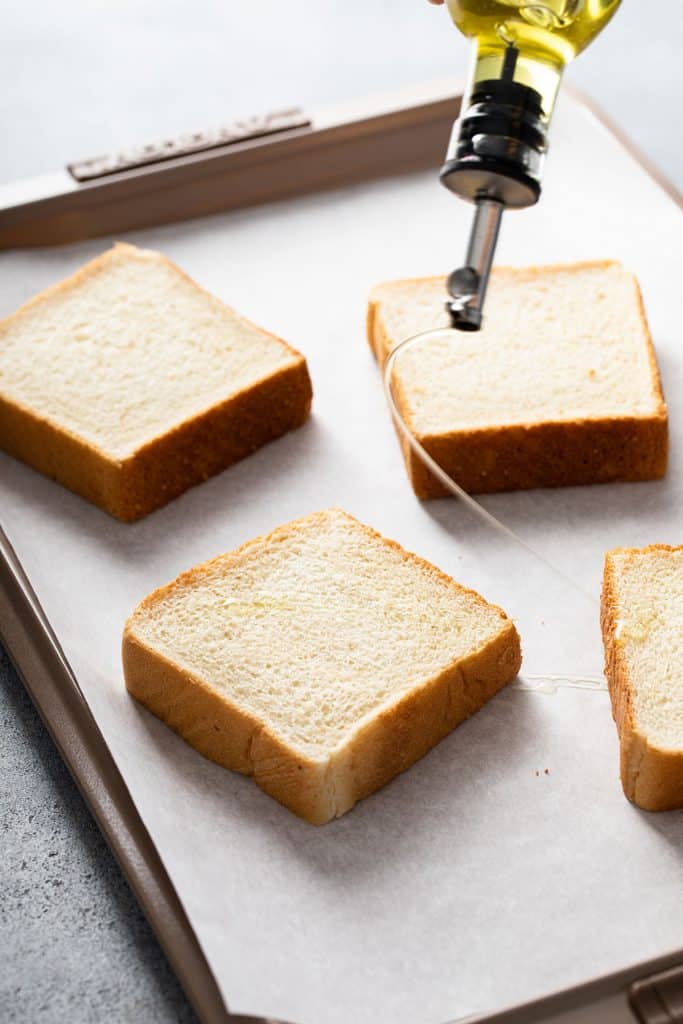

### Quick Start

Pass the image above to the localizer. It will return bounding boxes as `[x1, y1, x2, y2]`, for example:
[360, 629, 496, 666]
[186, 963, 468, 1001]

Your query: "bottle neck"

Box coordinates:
[441, 39, 564, 209]
[466, 34, 564, 123]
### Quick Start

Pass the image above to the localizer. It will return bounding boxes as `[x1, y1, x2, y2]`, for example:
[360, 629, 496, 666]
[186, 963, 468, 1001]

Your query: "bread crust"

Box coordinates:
[0, 244, 313, 521]
[403, 415, 668, 498]
[368, 263, 668, 497]
[601, 545, 683, 812]
[123, 509, 522, 824]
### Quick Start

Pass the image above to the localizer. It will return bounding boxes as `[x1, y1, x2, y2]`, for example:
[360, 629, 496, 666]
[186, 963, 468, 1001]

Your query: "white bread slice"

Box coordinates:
[367, 261, 668, 497]
[0, 243, 312, 521]
[123, 508, 521, 824]
[601, 545, 683, 811]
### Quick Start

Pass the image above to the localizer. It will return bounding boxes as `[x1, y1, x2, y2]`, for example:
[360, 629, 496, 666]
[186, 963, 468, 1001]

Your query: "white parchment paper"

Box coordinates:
[1, 93, 682, 1024]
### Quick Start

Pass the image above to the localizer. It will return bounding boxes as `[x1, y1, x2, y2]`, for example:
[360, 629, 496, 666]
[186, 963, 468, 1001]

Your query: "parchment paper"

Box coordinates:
[1, 93, 682, 1024]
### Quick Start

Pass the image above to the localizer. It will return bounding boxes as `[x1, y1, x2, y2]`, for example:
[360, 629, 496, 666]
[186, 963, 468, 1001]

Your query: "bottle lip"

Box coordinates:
[440, 159, 541, 209]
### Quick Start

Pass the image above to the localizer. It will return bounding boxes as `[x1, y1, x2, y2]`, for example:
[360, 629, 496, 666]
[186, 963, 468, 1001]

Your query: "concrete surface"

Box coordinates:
[0, 647, 197, 1023]
[1, 2, 681, 1022]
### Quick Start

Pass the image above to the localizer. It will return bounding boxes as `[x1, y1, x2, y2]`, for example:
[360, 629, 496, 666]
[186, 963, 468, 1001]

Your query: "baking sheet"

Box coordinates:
[1, 92, 682, 1024]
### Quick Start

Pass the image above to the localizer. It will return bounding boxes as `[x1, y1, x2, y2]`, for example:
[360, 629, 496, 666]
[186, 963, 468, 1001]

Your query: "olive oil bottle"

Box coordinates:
[447, 0, 622, 122]
[439, 0, 622, 329]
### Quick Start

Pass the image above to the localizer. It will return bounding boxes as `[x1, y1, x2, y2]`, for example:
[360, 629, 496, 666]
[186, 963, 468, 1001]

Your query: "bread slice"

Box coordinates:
[0, 243, 312, 521]
[367, 261, 668, 497]
[123, 508, 521, 823]
[601, 545, 683, 811]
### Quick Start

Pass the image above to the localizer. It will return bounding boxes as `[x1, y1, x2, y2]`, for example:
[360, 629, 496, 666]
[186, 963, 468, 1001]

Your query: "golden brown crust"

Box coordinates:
[601, 546, 683, 812]
[405, 415, 668, 498]
[123, 509, 522, 824]
[0, 393, 123, 512]
[122, 631, 334, 823]
[329, 621, 521, 817]
[0, 244, 313, 521]
[117, 359, 311, 521]
[367, 264, 669, 497]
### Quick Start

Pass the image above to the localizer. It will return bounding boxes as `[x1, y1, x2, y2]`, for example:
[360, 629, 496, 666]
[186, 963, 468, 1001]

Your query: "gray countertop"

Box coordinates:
[1, 2, 681, 1021]
[0, 648, 197, 1023]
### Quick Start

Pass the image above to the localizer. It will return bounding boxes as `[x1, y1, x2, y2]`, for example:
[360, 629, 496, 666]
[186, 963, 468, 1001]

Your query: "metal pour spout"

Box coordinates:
[446, 197, 504, 331]
[440, 50, 547, 332]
